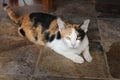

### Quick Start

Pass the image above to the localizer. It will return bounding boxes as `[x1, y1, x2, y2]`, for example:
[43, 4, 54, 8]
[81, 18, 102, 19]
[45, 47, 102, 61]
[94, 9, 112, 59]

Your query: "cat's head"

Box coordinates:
[57, 18, 90, 48]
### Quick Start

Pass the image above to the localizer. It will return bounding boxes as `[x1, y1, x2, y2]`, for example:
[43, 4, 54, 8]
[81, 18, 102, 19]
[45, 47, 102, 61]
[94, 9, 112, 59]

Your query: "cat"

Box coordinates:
[3, 3, 92, 64]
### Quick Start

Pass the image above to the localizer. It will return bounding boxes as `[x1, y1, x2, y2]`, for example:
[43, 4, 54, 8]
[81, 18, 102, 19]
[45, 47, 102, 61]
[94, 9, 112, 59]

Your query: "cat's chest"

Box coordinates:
[47, 40, 79, 54]
[46, 36, 89, 54]
[47, 39, 68, 51]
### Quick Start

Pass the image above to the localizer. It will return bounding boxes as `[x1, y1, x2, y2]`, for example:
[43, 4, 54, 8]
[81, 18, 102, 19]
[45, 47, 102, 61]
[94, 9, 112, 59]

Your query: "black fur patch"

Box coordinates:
[35, 36, 38, 40]
[44, 31, 56, 42]
[29, 13, 57, 29]
[3, 3, 7, 7]
[75, 28, 85, 40]
[17, 20, 22, 26]
[49, 35, 55, 42]
[44, 31, 50, 41]
[56, 31, 61, 39]
[19, 28, 25, 37]
[17, 17, 23, 27]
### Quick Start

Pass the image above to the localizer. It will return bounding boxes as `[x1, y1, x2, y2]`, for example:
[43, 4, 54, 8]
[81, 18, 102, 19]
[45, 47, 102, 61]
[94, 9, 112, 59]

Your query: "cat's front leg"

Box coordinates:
[83, 46, 92, 62]
[55, 50, 84, 64]
[63, 52, 84, 64]
[72, 54, 84, 64]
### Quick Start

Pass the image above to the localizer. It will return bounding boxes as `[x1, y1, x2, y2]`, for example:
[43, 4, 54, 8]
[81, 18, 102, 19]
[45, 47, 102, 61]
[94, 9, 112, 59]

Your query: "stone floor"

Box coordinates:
[0, 0, 120, 80]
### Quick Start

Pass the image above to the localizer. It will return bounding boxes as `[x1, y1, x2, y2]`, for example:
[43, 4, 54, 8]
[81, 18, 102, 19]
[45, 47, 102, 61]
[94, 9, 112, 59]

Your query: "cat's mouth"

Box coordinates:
[69, 46, 78, 49]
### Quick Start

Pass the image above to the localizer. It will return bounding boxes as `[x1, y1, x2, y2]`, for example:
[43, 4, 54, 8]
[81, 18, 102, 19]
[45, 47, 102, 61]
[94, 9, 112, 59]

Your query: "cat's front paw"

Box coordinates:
[73, 56, 84, 64]
[84, 54, 92, 62]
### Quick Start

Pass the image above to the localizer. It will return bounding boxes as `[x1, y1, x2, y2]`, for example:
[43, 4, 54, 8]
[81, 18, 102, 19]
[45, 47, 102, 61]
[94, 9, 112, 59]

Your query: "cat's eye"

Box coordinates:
[76, 37, 81, 40]
[66, 37, 71, 40]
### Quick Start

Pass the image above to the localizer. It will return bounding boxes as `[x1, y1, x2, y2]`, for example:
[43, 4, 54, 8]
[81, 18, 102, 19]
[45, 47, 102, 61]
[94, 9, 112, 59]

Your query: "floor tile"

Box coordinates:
[95, 0, 120, 5]
[106, 42, 120, 79]
[87, 18, 101, 42]
[0, 19, 27, 53]
[95, 1, 120, 18]
[0, 57, 35, 76]
[0, 19, 40, 58]
[0, 74, 29, 80]
[54, 0, 95, 19]
[97, 18, 120, 52]
[98, 18, 120, 79]
[0, 19, 41, 78]
[31, 76, 110, 80]
[34, 42, 109, 78]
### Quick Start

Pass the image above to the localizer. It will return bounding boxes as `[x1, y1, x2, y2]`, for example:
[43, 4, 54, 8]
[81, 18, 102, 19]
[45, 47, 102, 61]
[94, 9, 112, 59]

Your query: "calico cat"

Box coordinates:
[3, 3, 92, 64]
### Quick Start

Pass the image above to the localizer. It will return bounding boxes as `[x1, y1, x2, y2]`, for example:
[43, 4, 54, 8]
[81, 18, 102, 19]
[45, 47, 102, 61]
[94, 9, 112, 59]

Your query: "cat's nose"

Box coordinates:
[71, 43, 75, 48]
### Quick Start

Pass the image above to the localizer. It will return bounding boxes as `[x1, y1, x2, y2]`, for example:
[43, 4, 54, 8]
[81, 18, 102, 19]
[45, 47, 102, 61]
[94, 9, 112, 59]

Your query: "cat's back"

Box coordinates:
[29, 13, 57, 28]
[21, 13, 57, 30]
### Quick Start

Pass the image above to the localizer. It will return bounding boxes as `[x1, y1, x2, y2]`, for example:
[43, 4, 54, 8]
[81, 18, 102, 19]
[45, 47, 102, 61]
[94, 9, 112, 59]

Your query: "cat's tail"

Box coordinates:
[3, 2, 22, 25]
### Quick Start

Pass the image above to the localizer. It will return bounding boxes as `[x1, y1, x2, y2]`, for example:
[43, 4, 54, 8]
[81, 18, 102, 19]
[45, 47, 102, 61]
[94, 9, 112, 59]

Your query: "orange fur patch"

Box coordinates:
[61, 23, 79, 38]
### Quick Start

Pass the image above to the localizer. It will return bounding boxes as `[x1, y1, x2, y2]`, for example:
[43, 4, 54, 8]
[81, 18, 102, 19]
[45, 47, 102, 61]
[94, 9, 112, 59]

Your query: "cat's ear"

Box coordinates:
[18, 27, 25, 37]
[57, 17, 66, 32]
[80, 19, 90, 32]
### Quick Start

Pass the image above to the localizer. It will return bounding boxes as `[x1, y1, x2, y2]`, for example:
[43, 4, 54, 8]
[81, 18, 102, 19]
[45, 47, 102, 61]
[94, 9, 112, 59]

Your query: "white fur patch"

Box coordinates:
[81, 19, 90, 32]
[57, 18, 65, 32]
[64, 28, 80, 48]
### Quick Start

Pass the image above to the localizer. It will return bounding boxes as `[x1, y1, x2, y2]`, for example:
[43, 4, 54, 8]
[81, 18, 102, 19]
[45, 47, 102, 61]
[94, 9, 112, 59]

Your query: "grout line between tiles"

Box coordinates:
[93, 4, 113, 78]
[94, 8, 112, 78]
[29, 46, 43, 80]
